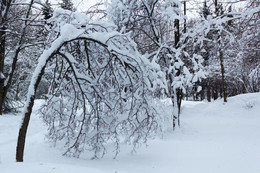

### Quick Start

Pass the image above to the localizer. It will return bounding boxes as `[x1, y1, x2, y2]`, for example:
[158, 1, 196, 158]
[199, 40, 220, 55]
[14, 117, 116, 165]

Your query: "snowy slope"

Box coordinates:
[0, 93, 260, 173]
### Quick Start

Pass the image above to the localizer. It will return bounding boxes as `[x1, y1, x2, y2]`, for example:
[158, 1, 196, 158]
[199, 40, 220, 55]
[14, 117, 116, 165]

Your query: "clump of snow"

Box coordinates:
[0, 72, 5, 79]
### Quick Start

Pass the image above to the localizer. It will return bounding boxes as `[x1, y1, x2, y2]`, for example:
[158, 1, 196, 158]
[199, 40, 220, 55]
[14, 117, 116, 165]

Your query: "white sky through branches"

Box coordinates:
[49, 0, 247, 19]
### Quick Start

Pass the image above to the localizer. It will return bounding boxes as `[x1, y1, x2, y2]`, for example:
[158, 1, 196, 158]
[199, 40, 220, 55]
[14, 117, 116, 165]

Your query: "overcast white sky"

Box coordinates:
[49, 0, 246, 19]
[50, 0, 103, 12]
[50, 0, 199, 18]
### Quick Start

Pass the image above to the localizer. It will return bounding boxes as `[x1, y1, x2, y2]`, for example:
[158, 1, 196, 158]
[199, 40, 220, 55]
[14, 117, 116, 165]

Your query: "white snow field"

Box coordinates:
[0, 93, 260, 173]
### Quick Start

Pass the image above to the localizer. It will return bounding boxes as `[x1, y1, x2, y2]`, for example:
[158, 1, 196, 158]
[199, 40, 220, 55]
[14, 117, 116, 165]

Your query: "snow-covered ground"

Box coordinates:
[0, 93, 260, 173]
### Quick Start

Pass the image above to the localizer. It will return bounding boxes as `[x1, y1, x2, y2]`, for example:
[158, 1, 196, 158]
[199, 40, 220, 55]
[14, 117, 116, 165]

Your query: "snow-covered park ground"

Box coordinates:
[0, 93, 260, 173]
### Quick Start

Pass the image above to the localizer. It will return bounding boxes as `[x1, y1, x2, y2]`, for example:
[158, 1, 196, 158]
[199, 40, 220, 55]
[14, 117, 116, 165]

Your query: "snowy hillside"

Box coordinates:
[0, 93, 260, 173]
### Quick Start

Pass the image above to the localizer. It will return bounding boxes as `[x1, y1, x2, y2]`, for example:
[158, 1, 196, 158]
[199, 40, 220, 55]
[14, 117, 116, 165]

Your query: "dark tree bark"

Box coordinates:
[16, 62, 48, 162]
[174, 5, 182, 127]
[0, 0, 12, 115]
[213, 85, 218, 100]
[219, 48, 227, 102]
[176, 88, 182, 127]
[200, 86, 205, 101]
[207, 81, 211, 102]
[16, 51, 53, 161]
[183, 0, 187, 33]
[215, 0, 227, 102]
[0, 28, 6, 115]
[215, 0, 218, 15]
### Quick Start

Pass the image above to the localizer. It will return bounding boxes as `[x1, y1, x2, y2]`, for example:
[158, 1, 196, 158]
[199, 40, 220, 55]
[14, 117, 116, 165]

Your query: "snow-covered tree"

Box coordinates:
[236, 0, 260, 93]
[0, 0, 45, 114]
[0, 0, 12, 114]
[107, 0, 205, 127]
[16, 9, 165, 161]
[196, 0, 260, 101]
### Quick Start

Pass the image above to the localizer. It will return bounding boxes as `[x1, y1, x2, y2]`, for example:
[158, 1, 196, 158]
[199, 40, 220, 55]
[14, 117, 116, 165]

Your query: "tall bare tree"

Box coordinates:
[0, 0, 45, 114]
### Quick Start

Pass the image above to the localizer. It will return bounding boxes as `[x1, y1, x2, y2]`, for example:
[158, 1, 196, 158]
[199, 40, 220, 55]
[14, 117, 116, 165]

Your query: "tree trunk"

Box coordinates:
[214, 0, 227, 102]
[174, 12, 182, 127]
[167, 72, 176, 130]
[0, 28, 5, 115]
[0, 0, 9, 115]
[16, 58, 48, 162]
[183, 0, 187, 33]
[16, 96, 35, 162]
[219, 48, 227, 102]
[207, 81, 211, 102]
[215, 0, 218, 16]
[213, 85, 218, 100]
[177, 88, 182, 127]
[200, 87, 205, 101]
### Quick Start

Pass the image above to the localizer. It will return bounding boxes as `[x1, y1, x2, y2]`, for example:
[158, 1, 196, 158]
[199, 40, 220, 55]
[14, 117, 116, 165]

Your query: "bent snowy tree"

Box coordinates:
[16, 9, 164, 162]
